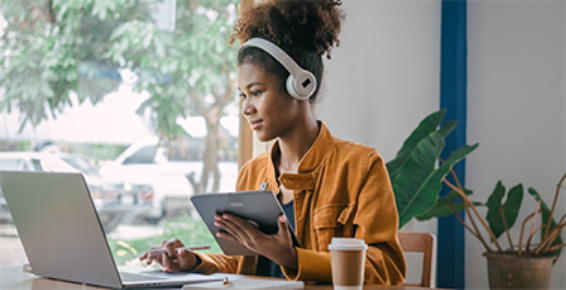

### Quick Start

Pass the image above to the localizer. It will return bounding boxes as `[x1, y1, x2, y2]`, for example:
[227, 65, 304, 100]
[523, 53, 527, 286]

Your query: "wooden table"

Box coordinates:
[0, 266, 434, 290]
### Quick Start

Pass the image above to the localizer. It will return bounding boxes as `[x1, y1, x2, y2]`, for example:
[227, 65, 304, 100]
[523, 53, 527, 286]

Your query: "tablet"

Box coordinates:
[190, 190, 300, 256]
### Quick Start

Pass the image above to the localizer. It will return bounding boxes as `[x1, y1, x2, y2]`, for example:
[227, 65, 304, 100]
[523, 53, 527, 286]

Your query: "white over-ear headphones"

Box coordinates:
[239, 38, 317, 100]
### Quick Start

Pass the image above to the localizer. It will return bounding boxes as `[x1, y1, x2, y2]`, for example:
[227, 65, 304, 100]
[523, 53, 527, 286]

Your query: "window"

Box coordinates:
[30, 159, 43, 171]
[0, 0, 245, 268]
[123, 146, 157, 165]
[0, 158, 29, 171]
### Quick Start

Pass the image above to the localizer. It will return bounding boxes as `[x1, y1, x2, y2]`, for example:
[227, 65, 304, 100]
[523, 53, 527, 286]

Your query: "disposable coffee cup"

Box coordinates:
[328, 238, 368, 290]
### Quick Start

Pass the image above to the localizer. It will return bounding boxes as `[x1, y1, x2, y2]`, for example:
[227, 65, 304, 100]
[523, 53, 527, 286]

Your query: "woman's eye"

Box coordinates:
[239, 92, 247, 99]
[251, 90, 262, 97]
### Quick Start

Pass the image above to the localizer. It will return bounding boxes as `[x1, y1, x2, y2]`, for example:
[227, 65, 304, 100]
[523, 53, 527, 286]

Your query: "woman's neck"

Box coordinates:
[277, 117, 319, 173]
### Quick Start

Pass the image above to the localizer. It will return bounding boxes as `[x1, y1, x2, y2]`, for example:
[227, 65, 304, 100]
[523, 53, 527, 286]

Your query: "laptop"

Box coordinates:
[0, 170, 222, 289]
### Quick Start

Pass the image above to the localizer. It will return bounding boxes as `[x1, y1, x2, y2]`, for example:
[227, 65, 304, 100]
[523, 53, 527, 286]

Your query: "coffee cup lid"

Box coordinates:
[328, 238, 368, 251]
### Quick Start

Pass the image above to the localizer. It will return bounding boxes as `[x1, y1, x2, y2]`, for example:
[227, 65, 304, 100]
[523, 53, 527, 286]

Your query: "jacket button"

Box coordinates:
[259, 182, 267, 190]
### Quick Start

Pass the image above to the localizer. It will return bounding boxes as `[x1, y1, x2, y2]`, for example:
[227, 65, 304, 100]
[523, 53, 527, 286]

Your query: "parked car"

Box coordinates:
[99, 136, 197, 223]
[99, 136, 238, 223]
[0, 152, 156, 232]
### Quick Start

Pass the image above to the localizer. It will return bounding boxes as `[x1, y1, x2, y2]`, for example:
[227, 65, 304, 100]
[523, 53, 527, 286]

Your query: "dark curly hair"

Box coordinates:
[231, 0, 345, 103]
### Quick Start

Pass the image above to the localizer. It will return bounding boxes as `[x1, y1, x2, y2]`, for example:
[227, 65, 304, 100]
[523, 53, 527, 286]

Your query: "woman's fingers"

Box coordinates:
[276, 215, 288, 237]
[140, 247, 164, 266]
[214, 214, 257, 242]
[176, 249, 198, 270]
[164, 238, 184, 262]
[139, 238, 188, 270]
[162, 251, 172, 272]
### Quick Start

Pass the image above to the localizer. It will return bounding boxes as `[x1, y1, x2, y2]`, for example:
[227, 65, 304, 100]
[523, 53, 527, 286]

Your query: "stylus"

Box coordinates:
[149, 245, 211, 253]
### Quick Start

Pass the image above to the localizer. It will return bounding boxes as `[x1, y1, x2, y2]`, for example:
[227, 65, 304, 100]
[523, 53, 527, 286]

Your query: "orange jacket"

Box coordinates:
[192, 122, 406, 285]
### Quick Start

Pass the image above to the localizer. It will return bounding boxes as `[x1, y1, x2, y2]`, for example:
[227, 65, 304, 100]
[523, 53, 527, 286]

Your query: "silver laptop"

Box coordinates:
[0, 170, 222, 289]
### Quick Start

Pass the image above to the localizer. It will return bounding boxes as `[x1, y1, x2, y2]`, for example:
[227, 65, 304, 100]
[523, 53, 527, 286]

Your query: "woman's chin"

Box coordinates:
[256, 134, 275, 143]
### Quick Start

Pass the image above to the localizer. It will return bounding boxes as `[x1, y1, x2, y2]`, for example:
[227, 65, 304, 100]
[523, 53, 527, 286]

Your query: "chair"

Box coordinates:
[398, 232, 436, 288]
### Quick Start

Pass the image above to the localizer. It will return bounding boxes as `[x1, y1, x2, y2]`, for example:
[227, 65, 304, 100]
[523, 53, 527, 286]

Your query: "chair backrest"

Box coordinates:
[398, 232, 436, 288]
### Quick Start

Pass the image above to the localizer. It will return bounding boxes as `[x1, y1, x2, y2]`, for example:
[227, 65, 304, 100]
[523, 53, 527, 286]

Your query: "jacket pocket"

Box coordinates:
[312, 204, 355, 250]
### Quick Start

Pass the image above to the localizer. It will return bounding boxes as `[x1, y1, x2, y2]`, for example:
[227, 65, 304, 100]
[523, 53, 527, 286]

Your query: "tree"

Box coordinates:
[104, 0, 239, 193]
[0, 0, 147, 130]
[0, 0, 240, 194]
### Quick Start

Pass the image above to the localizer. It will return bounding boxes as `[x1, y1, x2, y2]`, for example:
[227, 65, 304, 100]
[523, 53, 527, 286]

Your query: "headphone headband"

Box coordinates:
[239, 38, 317, 100]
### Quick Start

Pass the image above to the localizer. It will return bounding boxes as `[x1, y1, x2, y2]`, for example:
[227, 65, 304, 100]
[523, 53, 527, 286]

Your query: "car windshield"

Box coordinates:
[0, 158, 30, 171]
[60, 156, 101, 177]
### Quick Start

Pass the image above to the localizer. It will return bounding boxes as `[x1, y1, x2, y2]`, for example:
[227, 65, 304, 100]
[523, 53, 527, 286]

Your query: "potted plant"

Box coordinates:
[387, 109, 566, 289]
[416, 168, 566, 289]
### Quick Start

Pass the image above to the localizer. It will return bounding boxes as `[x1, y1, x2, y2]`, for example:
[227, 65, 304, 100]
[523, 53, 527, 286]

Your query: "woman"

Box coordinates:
[139, 0, 406, 285]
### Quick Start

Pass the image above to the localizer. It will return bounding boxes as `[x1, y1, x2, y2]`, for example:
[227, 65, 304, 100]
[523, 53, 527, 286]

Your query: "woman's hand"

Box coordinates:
[214, 214, 298, 270]
[138, 238, 199, 272]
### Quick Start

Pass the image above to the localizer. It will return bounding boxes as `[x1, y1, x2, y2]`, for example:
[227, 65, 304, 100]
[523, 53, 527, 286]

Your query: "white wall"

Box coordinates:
[319, 0, 566, 289]
[467, 1, 566, 289]
[319, 1, 441, 230]
[317, 0, 441, 285]
[320, 0, 441, 163]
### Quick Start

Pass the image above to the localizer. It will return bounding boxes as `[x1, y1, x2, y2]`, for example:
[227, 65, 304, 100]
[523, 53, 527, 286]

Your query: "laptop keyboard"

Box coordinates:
[120, 272, 167, 282]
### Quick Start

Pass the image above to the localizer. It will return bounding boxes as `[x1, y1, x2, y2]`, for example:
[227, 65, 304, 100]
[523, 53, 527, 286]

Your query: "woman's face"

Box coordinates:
[238, 62, 302, 142]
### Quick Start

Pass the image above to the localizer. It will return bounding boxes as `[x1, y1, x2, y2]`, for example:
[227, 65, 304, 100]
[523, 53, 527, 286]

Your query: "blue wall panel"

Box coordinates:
[438, 0, 467, 288]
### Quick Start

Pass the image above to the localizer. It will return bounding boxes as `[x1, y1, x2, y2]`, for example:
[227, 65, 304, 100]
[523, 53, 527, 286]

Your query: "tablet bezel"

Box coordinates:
[190, 190, 300, 256]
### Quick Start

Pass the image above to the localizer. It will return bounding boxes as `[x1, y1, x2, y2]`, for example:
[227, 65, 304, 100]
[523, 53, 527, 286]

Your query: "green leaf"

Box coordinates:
[416, 188, 474, 220]
[396, 142, 479, 228]
[502, 184, 523, 232]
[394, 132, 444, 228]
[486, 182, 524, 239]
[417, 201, 484, 221]
[485, 181, 505, 224]
[386, 109, 446, 180]
[528, 187, 562, 260]
[438, 120, 457, 138]
[109, 23, 130, 41]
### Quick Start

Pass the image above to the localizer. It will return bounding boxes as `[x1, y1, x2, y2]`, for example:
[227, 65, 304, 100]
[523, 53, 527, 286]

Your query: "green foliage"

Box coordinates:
[17, 141, 31, 151]
[0, 0, 239, 138]
[389, 110, 566, 260]
[0, 0, 142, 130]
[528, 187, 563, 258]
[416, 171, 565, 260]
[108, 215, 221, 266]
[66, 143, 127, 165]
[387, 109, 479, 228]
[103, 0, 239, 139]
[416, 188, 482, 220]
[0, 0, 239, 193]
[485, 182, 524, 240]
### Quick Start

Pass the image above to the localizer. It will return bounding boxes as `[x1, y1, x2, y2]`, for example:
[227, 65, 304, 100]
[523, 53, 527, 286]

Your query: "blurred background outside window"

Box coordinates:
[0, 0, 240, 268]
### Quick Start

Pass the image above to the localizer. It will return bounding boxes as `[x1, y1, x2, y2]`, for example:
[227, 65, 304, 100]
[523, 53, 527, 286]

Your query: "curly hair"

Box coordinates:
[231, 0, 345, 103]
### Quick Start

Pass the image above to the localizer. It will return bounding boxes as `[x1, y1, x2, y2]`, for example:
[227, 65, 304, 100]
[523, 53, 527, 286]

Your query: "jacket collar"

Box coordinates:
[265, 121, 335, 191]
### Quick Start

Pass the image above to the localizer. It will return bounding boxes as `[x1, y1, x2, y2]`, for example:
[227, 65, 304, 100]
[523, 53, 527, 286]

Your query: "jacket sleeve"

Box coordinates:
[190, 252, 239, 274]
[281, 153, 406, 285]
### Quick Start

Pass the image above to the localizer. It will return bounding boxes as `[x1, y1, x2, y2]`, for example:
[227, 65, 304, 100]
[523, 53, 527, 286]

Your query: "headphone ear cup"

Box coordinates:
[286, 71, 316, 100]
[286, 75, 300, 99]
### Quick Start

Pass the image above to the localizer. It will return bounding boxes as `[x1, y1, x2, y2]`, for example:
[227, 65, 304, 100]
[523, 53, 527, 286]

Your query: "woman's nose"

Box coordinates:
[242, 99, 254, 116]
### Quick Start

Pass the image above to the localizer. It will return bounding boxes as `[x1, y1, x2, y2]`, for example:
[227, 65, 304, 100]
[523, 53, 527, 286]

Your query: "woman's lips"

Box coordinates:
[249, 120, 262, 130]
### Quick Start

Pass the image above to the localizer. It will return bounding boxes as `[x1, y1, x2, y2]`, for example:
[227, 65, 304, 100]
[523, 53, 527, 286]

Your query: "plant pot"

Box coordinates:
[483, 252, 556, 289]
